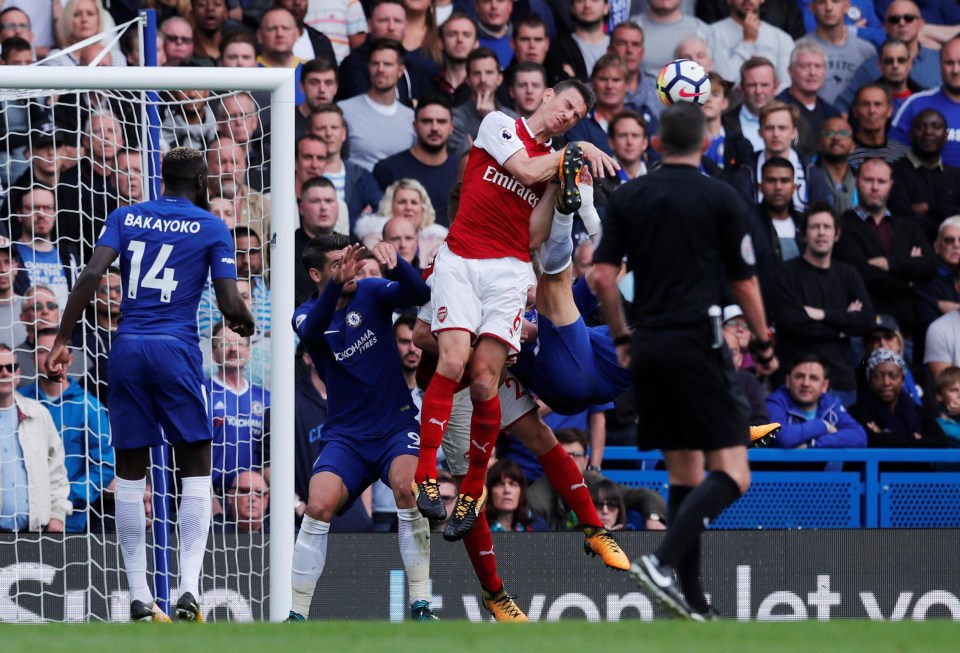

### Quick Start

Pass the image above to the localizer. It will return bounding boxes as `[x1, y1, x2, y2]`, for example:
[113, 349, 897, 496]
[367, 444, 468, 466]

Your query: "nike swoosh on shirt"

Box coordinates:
[324, 330, 339, 334]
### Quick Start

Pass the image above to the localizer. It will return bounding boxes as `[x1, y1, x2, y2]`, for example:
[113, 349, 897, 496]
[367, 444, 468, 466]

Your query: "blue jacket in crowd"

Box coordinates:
[21, 382, 115, 532]
[766, 385, 868, 449]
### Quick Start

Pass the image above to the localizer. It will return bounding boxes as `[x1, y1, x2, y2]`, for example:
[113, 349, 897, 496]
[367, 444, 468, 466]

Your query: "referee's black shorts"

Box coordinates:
[631, 325, 751, 452]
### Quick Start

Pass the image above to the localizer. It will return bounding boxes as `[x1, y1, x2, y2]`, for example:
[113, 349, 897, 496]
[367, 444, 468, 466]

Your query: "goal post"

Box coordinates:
[0, 65, 296, 622]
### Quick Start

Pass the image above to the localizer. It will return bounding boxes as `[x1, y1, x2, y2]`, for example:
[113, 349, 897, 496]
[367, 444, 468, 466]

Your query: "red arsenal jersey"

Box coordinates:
[445, 112, 551, 262]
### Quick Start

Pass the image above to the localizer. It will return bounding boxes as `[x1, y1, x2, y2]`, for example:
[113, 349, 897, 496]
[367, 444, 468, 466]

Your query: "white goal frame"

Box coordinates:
[0, 66, 297, 622]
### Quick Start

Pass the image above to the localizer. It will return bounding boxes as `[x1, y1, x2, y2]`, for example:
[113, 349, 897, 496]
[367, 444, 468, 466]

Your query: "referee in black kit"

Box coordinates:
[592, 102, 779, 620]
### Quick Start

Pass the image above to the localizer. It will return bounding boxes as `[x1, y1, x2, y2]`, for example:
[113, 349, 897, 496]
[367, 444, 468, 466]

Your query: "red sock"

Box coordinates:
[539, 443, 601, 528]
[416, 373, 459, 483]
[462, 511, 501, 593]
[460, 395, 500, 497]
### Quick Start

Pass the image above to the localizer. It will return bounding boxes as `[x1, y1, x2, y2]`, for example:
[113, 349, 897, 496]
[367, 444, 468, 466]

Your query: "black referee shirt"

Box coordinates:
[594, 163, 756, 328]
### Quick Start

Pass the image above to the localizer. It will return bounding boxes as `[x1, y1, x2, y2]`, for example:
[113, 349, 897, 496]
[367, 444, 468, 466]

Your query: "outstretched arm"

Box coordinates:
[47, 245, 117, 381]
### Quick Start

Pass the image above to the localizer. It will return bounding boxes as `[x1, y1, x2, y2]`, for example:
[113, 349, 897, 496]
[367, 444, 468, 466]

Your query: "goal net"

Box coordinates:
[0, 39, 296, 623]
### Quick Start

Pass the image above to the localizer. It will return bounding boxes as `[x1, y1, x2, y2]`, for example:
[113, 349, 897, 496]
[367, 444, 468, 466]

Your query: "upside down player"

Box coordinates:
[513, 170, 632, 417]
[413, 78, 620, 542]
[412, 275, 630, 621]
[47, 147, 256, 622]
[288, 235, 437, 622]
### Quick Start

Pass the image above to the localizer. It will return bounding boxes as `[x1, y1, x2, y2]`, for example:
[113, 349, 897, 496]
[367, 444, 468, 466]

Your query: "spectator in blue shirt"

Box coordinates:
[766, 353, 869, 448]
[25, 330, 114, 531]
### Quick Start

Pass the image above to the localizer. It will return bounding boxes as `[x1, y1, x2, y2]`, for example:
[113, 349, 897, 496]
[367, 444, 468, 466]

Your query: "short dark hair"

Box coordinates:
[553, 78, 597, 112]
[370, 0, 406, 14]
[16, 185, 55, 213]
[510, 61, 546, 86]
[440, 11, 478, 38]
[657, 103, 705, 156]
[0, 6, 29, 26]
[393, 314, 417, 334]
[415, 94, 452, 118]
[1, 36, 31, 61]
[936, 366, 960, 396]
[301, 175, 335, 195]
[554, 428, 588, 450]
[301, 233, 351, 274]
[514, 14, 547, 34]
[740, 56, 776, 79]
[163, 147, 207, 191]
[801, 199, 838, 230]
[296, 133, 327, 158]
[369, 38, 406, 65]
[790, 352, 830, 378]
[302, 55, 338, 80]
[466, 47, 500, 73]
[231, 225, 261, 245]
[761, 156, 794, 176]
[911, 108, 947, 130]
[220, 30, 256, 55]
[854, 83, 892, 107]
[591, 53, 628, 80]
[608, 109, 647, 138]
[610, 20, 643, 43]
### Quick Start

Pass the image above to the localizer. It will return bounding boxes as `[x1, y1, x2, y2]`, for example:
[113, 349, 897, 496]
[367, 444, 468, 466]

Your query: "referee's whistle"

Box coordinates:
[709, 305, 723, 349]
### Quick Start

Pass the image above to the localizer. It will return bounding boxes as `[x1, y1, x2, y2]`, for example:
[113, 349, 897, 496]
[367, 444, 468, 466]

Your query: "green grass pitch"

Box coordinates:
[6, 620, 958, 653]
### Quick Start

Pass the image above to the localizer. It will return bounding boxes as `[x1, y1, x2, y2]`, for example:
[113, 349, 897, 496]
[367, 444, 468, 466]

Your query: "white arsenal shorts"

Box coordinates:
[430, 243, 534, 352]
[441, 371, 538, 476]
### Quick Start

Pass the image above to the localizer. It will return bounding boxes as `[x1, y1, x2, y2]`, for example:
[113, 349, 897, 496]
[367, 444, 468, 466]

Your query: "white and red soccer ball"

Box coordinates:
[656, 59, 712, 107]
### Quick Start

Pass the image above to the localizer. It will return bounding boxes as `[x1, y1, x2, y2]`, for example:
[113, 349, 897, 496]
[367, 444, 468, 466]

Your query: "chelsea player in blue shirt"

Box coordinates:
[47, 147, 255, 623]
[287, 233, 437, 621]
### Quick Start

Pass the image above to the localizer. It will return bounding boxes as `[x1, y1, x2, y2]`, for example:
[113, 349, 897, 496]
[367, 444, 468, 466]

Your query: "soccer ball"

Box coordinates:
[656, 59, 711, 107]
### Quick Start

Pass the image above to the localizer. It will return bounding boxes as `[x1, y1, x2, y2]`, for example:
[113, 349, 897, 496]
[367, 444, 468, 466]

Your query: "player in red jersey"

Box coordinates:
[412, 78, 619, 541]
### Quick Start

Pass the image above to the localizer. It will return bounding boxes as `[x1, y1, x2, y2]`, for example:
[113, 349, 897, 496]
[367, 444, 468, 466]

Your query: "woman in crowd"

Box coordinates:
[378, 178, 437, 232]
[590, 479, 629, 531]
[50, 0, 125, 66]
[849, 349, 946, 448]
[485, 460, 547, 532]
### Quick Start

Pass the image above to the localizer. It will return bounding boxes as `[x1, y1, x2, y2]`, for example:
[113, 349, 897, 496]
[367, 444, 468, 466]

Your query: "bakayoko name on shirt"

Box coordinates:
[124, 213, 202, 234]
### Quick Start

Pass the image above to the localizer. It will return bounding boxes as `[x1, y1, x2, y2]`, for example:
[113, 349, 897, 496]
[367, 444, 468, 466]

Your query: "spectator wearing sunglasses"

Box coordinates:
[876, 38, 925, 113]
[15, 286, 87, 387]
[835, 1, 941, 114]
[914, 218, 960, 366]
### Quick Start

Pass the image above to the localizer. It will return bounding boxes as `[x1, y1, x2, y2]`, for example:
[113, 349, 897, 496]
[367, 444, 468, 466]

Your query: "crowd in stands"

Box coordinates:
[2, 0, 960, 534]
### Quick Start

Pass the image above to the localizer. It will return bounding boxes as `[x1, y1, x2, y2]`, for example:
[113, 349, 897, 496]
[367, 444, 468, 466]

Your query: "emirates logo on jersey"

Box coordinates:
[437, 306, 448, 323]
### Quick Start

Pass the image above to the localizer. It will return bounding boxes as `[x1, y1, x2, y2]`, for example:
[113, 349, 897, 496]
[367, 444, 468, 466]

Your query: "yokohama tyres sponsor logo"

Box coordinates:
[482, 165, 539, 207]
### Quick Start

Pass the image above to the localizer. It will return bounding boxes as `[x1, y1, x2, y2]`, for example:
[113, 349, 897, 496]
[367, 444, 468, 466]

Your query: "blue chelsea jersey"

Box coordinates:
[97, 197, 237, 344]
[206, 375, 270, 493]
[293, 275, 425, 439]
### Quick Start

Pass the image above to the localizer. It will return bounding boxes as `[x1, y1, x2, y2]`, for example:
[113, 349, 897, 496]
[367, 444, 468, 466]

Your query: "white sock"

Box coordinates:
[397, 507, 431, 604]
[578, 184, 601, 236]
[116, 477, 152, 604]
[291, 515, 330, 617]
[177, 476, 212, 599]
[539, 209, 574, 275]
